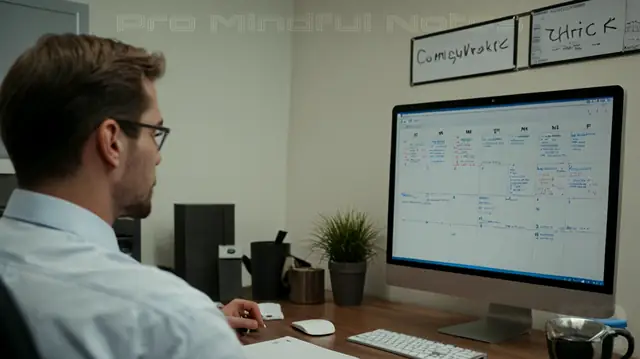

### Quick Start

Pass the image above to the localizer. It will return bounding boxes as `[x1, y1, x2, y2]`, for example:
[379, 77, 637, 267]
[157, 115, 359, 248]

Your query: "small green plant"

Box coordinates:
[309, 208, 380, 263]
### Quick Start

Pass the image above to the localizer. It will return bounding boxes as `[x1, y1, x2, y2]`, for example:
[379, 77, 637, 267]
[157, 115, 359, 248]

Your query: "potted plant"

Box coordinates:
[309, 208, 380, 306]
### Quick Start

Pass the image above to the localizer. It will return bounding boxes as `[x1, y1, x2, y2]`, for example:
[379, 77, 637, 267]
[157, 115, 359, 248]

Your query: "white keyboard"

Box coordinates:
[347, 329, 487, 359]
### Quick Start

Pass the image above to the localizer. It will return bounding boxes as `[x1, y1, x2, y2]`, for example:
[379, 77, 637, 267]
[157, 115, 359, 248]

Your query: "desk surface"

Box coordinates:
[239, 294, 549, 359]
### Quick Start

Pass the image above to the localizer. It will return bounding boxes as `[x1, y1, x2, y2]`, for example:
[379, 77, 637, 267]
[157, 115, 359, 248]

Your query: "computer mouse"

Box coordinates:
[291, 319, 335, 336]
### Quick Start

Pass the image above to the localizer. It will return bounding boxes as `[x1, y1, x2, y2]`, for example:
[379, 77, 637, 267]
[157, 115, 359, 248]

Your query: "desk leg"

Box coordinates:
[437, 303, 532, 344]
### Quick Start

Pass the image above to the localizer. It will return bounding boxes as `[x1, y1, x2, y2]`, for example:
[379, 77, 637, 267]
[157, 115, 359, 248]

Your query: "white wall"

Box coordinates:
[287, 0, 640, 338]
[84, 0, 293, 284]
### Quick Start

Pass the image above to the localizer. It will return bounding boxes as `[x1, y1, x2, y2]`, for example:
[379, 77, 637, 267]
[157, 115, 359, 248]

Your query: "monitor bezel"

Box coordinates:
[387, 85, 624, 295]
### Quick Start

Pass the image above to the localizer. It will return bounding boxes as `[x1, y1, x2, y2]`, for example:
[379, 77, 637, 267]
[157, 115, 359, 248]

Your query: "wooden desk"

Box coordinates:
[239, 294, 548, 358]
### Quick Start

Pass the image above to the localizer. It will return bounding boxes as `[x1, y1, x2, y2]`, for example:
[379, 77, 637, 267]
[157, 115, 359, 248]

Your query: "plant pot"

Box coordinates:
[329, 261, 366, 306]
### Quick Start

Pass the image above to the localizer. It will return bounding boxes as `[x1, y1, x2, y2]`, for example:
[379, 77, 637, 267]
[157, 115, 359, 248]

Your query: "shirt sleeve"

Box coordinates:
[110, 265, 248, 359]
[140, 302, 247, 359]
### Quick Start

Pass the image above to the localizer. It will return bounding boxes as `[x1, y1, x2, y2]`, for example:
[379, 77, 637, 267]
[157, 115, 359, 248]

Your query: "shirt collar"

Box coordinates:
[3, 188, 119, 252]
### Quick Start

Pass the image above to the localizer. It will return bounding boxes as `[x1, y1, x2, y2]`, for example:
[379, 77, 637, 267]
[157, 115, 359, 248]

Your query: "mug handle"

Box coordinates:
[608, 328, 635, 359]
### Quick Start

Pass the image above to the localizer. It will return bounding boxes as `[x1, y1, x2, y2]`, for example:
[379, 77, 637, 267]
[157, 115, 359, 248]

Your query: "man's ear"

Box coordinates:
[96, 118, 124, 168]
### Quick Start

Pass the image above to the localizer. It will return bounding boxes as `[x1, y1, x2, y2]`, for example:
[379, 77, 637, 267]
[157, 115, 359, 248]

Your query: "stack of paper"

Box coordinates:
[258, 302, 284, 320]
[243, 336, 358, 359]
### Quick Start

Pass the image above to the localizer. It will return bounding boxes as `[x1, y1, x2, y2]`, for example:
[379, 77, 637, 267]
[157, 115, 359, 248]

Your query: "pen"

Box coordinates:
[236, 313, 266, 335]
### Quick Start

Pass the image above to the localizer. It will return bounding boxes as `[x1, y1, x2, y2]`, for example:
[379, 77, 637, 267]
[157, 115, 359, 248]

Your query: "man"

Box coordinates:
[0, 33, 261, 358]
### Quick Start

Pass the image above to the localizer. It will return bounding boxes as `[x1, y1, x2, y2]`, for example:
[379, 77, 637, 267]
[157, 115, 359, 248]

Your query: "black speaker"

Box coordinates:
[174, 204, 234, 300]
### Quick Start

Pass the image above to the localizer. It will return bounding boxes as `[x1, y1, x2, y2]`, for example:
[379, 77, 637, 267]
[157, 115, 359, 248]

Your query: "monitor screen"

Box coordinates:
[388, 86, 623, 293]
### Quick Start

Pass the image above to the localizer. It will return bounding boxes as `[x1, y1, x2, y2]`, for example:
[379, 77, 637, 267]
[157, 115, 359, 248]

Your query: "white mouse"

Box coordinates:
[291, 319, 335, 336]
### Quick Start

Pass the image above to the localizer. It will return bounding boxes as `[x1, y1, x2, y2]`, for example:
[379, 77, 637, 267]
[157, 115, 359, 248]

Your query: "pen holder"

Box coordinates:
[288, 267, 325, 304]
[245, 241, 291, 300]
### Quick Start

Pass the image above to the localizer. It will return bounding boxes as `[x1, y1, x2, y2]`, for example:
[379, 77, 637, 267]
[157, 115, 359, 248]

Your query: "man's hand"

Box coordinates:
[222, 299, 266, 330]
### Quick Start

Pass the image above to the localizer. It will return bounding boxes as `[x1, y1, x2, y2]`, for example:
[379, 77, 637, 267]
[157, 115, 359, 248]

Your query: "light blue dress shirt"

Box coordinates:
[0, 189, 246, 359]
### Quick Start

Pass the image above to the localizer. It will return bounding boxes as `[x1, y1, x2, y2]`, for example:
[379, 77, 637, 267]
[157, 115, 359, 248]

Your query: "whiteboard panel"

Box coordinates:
[529, 0, 639, 66]
[625, 0, 640, 50]
[411, 17, 517, 85]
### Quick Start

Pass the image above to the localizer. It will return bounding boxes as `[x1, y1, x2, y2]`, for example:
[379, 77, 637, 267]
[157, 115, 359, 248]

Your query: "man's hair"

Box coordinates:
[0, 33, 165, 188]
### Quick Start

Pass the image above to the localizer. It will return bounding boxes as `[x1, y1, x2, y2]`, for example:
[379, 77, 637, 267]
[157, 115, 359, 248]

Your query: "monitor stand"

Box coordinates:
[437, 303, 532, 343]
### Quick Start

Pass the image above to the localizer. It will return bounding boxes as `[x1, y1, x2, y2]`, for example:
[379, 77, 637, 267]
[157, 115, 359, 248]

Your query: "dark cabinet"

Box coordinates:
[113, 217, 141, 262]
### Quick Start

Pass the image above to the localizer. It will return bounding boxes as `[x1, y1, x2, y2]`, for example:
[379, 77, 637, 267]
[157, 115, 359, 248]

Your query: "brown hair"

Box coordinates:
[0, 33, 166, 187]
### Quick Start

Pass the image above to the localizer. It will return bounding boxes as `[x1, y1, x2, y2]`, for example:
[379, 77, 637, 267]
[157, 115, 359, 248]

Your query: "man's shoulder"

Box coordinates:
[8, 259, 244, 359]
[92, 261, 221, 318]
[0, 215, 245, 358]
[113, 265, 245, 358]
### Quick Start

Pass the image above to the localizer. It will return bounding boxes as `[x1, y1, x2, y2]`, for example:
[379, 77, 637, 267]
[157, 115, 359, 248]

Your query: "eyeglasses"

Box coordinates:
[116, 120, 171, 150]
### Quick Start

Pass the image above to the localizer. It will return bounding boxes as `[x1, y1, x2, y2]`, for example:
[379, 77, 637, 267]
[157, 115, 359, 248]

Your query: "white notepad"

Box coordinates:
[258, 302, 284, 320]
[243, 336, 358, 359]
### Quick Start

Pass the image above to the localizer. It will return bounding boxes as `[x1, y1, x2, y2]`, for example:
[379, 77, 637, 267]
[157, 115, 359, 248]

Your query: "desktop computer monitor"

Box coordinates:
[386, 85, 624, 343]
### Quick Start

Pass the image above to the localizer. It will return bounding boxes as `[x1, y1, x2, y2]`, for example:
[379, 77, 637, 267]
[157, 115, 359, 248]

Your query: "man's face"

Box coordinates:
[115, 80, 163, 218]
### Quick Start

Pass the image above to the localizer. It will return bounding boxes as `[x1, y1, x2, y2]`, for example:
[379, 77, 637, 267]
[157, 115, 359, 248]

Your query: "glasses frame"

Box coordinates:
[116, 120, 171, 150]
